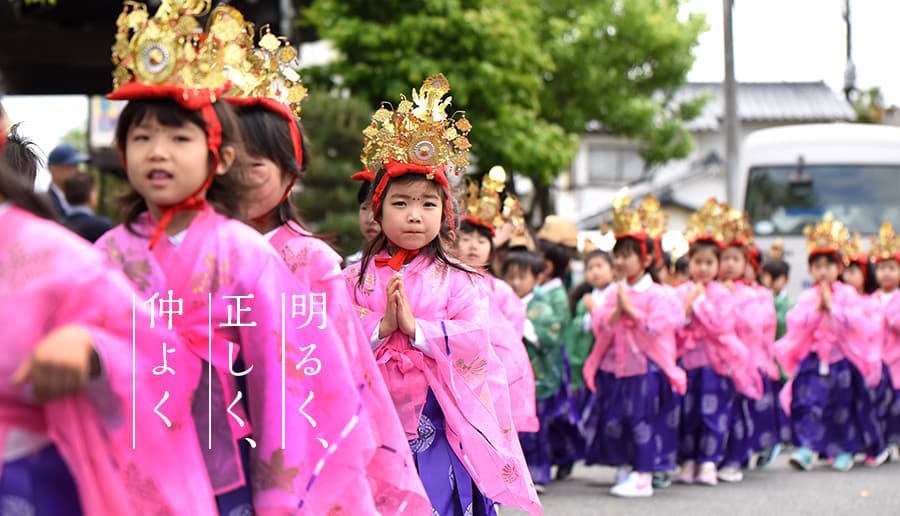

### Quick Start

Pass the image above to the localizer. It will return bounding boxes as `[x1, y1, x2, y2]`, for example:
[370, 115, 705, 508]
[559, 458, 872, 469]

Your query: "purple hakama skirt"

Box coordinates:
[678, 366, 736, 464]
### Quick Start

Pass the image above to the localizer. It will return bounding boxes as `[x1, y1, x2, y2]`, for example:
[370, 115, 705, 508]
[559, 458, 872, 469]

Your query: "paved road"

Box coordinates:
[503, 454, 900, 516]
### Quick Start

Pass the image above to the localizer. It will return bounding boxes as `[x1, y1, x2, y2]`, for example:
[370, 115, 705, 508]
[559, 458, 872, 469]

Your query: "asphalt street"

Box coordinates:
[502, 454, 900, 516]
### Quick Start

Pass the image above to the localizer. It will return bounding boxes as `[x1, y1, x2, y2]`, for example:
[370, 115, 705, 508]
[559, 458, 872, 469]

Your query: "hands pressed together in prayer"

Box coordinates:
[379, 274, 417, 340]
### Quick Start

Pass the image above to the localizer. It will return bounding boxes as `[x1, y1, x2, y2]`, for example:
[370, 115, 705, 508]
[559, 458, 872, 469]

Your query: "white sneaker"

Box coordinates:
[696, 461, 718, 486]
[614, 466, 633, 486]
[717, 465, 744, 482]
[674, 461, 696, 484]
[610, 472, 653, 498]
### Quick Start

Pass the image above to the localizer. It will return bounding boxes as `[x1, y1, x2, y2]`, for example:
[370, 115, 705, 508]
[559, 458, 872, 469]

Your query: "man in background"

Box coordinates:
[46, 142, 89, 217]
[62, 171, 113, 243]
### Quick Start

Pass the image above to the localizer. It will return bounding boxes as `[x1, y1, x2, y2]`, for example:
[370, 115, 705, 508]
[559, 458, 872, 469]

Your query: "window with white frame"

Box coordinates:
[587, 144, 644, 183]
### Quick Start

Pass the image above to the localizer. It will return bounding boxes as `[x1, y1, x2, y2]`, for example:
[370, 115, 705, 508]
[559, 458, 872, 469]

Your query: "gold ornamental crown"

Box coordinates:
[639, 194, 668, 238]
[460, 166, 515, 232]
[226, 25, 307, 117]
[720, 205, 753, 246]
[870, 221, 900, 262]
[684, 198, 725, 244]
[360, 74, 471, 176]
[803, 213, 849, 254]
[111, 0, 251, 95]
[842, 232, 866, 266]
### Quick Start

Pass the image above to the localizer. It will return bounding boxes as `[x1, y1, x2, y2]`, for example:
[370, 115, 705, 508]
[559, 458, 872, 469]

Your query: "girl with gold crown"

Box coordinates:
[775, 214, 883, 472]
[224, 25, 430, 514]
[714, 204, 777, 481]
[343, 75, 541, 516]
[868, 222, 900, 461]
[97, 2, 375, 513]
[673, 199, 762, 486]
[0, 161, 217, 514]
[579, 194, 686, 498]
[455, 167, 539, 435]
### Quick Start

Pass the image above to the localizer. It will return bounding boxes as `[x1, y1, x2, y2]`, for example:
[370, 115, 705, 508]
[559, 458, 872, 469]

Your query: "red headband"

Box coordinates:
[747, 245, 762, 271]
[351, 169, 375, 182]
[873, 252, 900, 264]
[461, 215, 496, 237]
[615, 232, 649, 262]
[108, 82, 228, 249]
[225, 96, 303, 171]
[370, 159, 455, 230]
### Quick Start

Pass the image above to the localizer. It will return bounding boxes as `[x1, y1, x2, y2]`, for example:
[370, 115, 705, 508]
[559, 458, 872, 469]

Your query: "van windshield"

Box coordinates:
[745, 164, 900, 236]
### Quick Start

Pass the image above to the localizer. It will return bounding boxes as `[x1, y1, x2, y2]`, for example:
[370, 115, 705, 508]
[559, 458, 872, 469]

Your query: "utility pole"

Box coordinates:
[723, 0, 739, 206]
[843, 0, 856, 101]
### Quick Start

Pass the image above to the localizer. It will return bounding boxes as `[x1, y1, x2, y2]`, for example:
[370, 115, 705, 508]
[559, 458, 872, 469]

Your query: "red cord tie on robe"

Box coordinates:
[374, 247, 420, 271]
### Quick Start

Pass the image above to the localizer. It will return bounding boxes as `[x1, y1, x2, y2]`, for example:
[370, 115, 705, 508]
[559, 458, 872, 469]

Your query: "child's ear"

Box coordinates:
[641, 253, 654, 270]
[215, 146, 237, 175]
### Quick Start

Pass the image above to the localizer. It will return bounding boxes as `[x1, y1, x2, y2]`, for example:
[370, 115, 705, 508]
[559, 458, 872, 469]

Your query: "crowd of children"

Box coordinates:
[2, 1, 900, 515]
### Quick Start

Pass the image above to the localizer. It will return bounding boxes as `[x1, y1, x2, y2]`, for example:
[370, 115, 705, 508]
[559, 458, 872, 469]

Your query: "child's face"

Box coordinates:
[719, 246, 747, 281]
[358, 200, 380, 242]
[875, 259, 900, 291]
[125, 115, 222, 208]
[688, 248, 719, 284]
[585, 256, 614, 289]
[841, 264, 865, 292]
[380, 179, 442, 251]
[504, 264, 537, 298]
[809, 256, 839, 284]
[613, 249, 643, 282]
[242, 155, 291, 221]
[456, 230, 492, 268]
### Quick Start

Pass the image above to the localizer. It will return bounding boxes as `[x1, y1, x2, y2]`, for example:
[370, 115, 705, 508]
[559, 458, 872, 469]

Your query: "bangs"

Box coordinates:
[115, 99, 206, 146]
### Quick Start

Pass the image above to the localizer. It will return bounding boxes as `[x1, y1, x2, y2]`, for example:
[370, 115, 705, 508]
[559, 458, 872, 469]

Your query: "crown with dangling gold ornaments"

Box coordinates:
[803, 212, 850, 256]
[459, 166, 525, 238]
[684, 198, 726, 246]
[869, 221, 900, 263]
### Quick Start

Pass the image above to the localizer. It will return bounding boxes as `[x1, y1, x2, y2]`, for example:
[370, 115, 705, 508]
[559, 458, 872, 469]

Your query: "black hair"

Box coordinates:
[808, 252, 838, 267]
[1, 123, 42, 184]
[674, 255, 688, 275]
[762, 259, 790, 281]
[841, 260, 878, 294]
[688, 239, 721, 261]
[0, 160, 55, 219]
[63, 171, 95, 206]
[357, 180, 371, 205]
[538, 239, 574, 281]
[568, 281, 593, 317]
[613, 235, 660, 282]
[355, 170, 472, 289]
[583, 249, 613, 268]
[233, 105, 314, 232]
[115, 98, 247, 235]
[501, 250, 546, 278]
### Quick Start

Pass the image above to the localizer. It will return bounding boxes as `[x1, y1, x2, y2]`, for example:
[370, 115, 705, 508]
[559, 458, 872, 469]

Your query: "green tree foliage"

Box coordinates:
[301, 0, 705, 217]
[852, 86, 885, 124]
[297, 91, 374, 256]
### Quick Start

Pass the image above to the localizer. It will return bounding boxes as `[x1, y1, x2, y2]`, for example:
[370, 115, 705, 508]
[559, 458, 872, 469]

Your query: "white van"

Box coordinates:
[738, 123, 900, 297]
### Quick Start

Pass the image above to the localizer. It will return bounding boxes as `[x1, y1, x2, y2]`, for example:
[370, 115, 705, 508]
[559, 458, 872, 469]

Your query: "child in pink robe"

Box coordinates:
[345, 165, 541, 516]
[870, 229, 900, 456]
[230, 99, 430, 514]
[581, 234, 686, 498]
[674, 238, 762, 486]
[0, 166, 216, 515]
[776, 249, 882, 472]
[97, 93, 376, 514]
[455, 216, 538, 433]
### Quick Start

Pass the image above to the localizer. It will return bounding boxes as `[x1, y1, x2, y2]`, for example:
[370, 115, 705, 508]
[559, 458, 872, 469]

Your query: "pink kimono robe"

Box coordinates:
[873, 289, 900, 389]
[0, 205, 217, 514]
[96, 206, 375, 515]
[675, 281, 763, 400]
[734, 282, 780, 381]
[582, 278, 686, 394]
[775, 282, 882, 413]
[267, 222, 430, 514]
[344, 251, 542, 515]
[474, 273, 539, 432]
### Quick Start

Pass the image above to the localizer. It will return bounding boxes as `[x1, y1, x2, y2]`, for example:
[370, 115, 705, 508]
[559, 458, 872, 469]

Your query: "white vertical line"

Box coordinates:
[209, 292, 213, 450]
[132, 293, 137, 450]
[282, 292, 286, 449]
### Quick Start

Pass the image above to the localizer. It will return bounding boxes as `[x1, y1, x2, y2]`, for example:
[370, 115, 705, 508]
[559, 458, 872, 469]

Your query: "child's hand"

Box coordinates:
[684, 282, 705, 317]
[722, 279, 734, 292]
[618, 285, 635, 318]
[12, 325, 100, 402]
[582, 293, 596, 312]
[819, 282, 833, 312]
[394, 278, 417, 338]
[379, 275, 401, 338]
